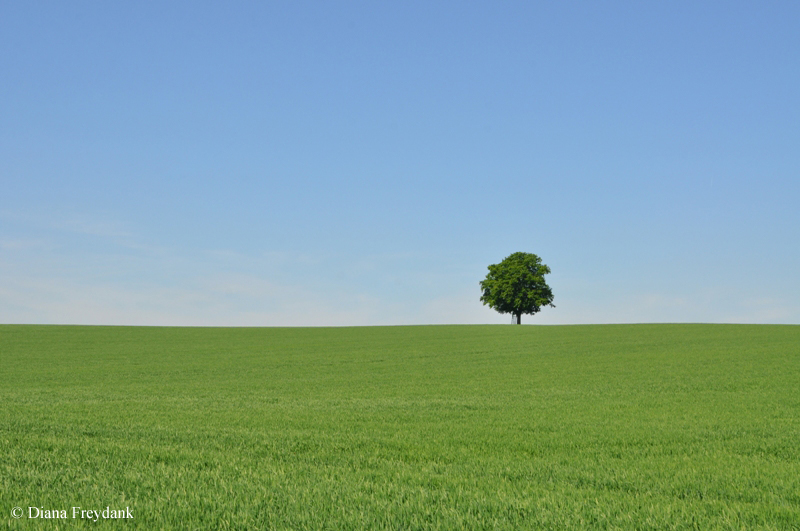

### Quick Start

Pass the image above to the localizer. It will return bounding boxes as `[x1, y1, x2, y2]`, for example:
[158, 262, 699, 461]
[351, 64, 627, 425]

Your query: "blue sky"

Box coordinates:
[2, 1, 798, 325]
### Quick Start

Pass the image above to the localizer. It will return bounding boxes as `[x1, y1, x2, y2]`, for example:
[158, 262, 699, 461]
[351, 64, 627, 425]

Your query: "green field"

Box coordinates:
[2, 324, 799, 529]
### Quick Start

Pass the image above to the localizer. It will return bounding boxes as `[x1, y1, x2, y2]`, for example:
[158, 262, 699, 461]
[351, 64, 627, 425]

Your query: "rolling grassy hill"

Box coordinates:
[2, 324, 799, 529]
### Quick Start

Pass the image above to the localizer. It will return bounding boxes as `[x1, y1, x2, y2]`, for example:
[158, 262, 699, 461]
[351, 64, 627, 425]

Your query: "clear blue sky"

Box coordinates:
[2, 1, 798, 325]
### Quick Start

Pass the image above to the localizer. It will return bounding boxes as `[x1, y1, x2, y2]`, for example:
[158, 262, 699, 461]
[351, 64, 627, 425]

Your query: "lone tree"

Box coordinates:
[480, 252, 555, 324]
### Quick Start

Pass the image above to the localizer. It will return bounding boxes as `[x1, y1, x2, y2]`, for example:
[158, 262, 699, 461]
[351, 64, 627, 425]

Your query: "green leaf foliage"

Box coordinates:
[480, 252, 555, 323]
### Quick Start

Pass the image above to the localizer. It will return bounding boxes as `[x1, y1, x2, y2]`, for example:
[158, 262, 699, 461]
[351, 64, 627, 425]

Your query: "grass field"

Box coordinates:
[1, 324, 799, 529]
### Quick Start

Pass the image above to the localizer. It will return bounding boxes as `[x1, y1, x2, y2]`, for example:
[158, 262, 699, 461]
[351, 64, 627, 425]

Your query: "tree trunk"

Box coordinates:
[515, 312, 521, 325]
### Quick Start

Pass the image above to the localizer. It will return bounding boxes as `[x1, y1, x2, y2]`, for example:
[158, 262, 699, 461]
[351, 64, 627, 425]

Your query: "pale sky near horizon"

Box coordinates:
[2, 1, 799, 326]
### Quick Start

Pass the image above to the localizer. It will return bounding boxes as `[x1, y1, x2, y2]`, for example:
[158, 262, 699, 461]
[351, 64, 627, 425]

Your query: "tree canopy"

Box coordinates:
[480, 252, 555, 324]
